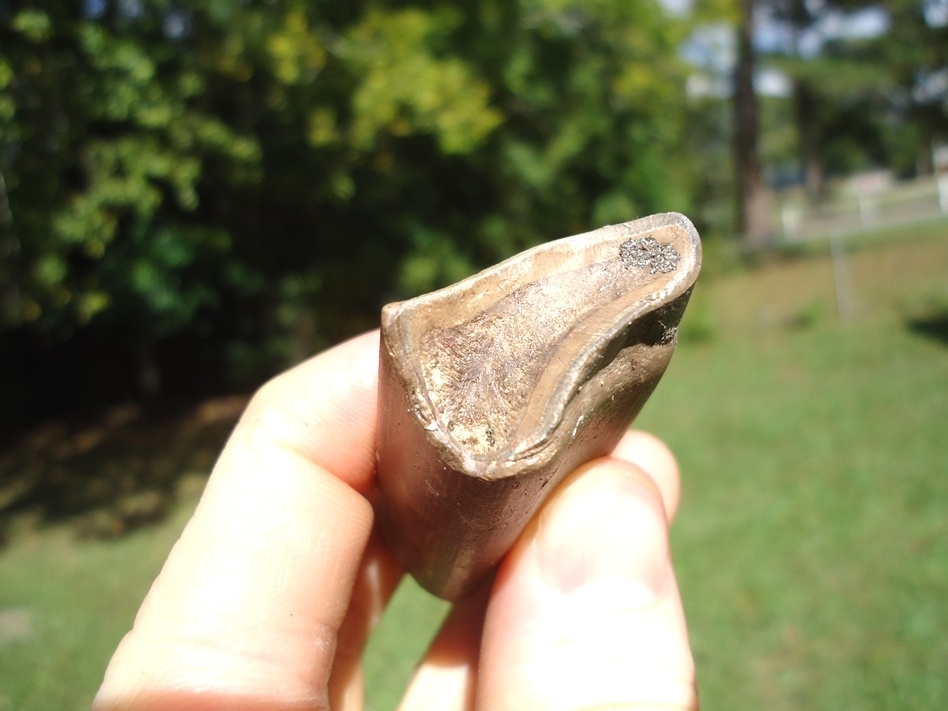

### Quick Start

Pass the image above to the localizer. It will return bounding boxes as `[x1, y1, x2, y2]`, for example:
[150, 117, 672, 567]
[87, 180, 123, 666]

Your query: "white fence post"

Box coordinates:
[934, 144, 948, 214]
[829, 232, 855, 321]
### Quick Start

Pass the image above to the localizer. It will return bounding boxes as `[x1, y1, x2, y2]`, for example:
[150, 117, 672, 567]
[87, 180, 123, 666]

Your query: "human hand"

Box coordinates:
[93, 331, 697, 710]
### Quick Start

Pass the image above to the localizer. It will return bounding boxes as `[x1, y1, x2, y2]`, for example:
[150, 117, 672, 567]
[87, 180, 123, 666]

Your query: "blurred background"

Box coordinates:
[0, 1, 945, 709]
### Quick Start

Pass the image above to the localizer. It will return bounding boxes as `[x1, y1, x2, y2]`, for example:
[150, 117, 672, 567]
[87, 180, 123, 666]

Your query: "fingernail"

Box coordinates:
[536, 464, 671, 598]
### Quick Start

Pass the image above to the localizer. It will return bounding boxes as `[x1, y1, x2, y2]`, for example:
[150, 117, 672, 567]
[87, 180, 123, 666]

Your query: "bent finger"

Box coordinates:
[612, 429, 682, 521]
[94, 332, 382, 710]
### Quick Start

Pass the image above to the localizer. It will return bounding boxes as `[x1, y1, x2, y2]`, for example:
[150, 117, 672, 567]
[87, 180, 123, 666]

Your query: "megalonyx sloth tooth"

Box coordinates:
[376, 212, 702, 600]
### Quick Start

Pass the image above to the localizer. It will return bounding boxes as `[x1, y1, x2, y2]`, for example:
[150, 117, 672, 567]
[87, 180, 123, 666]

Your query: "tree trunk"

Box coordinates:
[793, 78, 824, 201]
[786, 0, 824, 202]
[733, 0, 771, 246]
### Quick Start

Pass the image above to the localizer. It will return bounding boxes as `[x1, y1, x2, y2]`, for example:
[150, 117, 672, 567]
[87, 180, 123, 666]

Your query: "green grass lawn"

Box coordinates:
[1, 225, 946, 710]
[651, 319, 948, 710]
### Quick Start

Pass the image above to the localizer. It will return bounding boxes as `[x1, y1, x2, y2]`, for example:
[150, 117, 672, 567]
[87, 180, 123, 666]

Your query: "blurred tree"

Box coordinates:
[758, 0, 946, 195]
[480, 0, 696, 247]
[878, 0, 948, 174]
[777, 0, 893, 196]
[0, 0, 699, 421]
[1, 4, 262, 396]
[734, 0, 773, 244]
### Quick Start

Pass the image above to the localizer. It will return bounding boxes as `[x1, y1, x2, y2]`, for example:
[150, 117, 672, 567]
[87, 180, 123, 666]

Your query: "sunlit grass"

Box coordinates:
[0, 504, 193, 710]
[643, 321, 948, 710]
[639, 224, 948, 710]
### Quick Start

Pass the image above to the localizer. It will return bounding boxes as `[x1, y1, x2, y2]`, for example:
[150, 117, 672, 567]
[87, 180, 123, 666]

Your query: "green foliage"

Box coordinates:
[11, 9, 52, 42]
[1, 0, 703, 400]
[1, 4, 261, 343]
[3, 0, 939, 405]
[396, 225, 478, 296]
[756, 0, 947, 184]
[345, 7, 503, 154]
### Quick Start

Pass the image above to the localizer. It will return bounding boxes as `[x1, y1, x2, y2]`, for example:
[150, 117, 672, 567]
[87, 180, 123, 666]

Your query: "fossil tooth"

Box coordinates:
[376, 212, 701, 600]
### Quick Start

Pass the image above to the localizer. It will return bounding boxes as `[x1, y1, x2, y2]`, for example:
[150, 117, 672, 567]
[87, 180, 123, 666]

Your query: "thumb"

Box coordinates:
[476, 458, 697, 711]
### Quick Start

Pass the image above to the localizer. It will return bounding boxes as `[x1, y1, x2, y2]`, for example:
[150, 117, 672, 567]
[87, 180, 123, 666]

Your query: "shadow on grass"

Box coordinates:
[907, 311, 948, 346]
[0, 395, 248, 548]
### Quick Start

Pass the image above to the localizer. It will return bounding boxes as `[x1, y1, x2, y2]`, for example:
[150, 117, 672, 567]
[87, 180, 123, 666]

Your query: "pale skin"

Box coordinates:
[93, 330, 698, 711]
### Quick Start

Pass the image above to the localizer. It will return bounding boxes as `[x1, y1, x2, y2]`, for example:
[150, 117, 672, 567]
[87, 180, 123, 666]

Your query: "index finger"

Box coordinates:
[94, 331, 382, 710]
